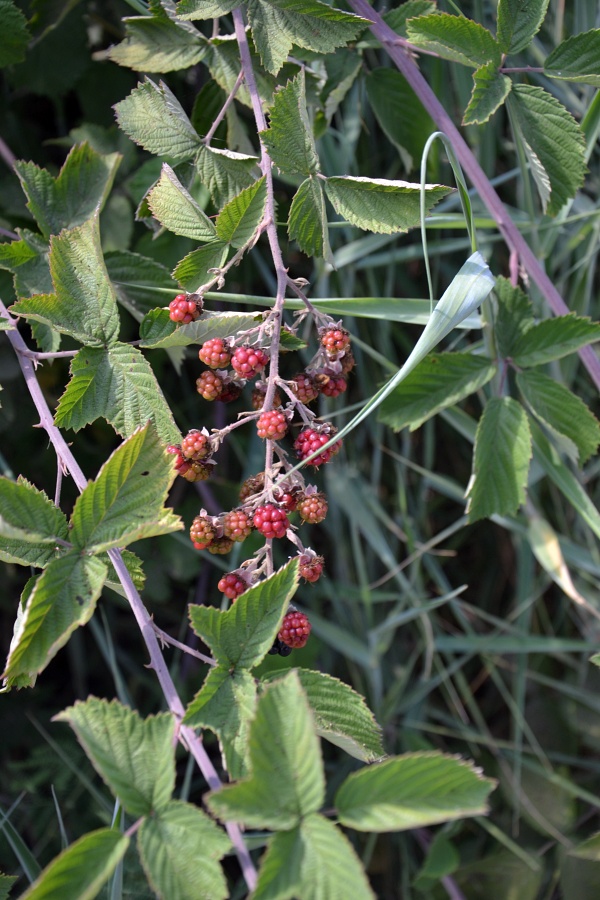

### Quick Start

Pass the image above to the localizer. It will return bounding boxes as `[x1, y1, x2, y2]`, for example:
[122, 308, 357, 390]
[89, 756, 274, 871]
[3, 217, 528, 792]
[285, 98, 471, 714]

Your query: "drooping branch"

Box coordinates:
[348, 0, 600, 392]
[0, 301, 258, 892]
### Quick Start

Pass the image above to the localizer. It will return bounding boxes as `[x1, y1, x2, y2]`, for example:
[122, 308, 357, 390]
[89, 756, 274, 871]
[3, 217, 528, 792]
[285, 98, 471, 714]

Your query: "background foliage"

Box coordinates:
[2, 0, 600, 898]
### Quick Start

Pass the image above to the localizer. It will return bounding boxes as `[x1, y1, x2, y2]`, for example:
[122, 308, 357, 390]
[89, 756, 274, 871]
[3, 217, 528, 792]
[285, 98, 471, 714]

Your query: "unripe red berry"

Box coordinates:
[318, 375, 347, 398]
[297, 491, 328, 524]
[290, 372, 319, 404]
[207, 536, 234, 555]
[222, 509, 253, 542]
[273, 486, 300, 512]
[294, 427, 341, 467]
[190, 515, 216, 550]
[196, 371, 223, 401]
[239, 472, 265, 503]
[253, 503, 288, 539]
[199, 337, 232, 368]
[278, 610, 311, 649]
[218, 572, 248, 600]
[320, 326, 351, 355]
[181, 461, 212, 482]
[169, 293, 201, 324]
[231, 345, 269, 378]
[181, 430, 211, 460]
[257, 409, 288, 441]
[298, 554, 324, 583]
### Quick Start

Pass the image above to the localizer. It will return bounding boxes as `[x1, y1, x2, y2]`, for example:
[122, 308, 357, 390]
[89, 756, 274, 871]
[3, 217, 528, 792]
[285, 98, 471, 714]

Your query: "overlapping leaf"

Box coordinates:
[196, 145, 258, 208]
[260, 71, 320, 176]
[378, 353, 497, 433]
[172, 242, 229, 292]
[70, 423, 182, 553]
[407, 13, 501, 67]
[114, 79, 201, 162]
[463, 63, 512, 125]
[511, 314, 600, 367]
[288, 177, 331, 259]
[54, 343, 180, 442]
[496, 0, 550, 54]
[0, 0, 30, 67]
[147, 164, 217, 241]
[139, 309, 261, 349]
[215, 177, 266, 248]
[11, 216, 120, 346]
[207, 671, 324, 830]
[107, 8, 207, 72]
[0, 477, 68, 567]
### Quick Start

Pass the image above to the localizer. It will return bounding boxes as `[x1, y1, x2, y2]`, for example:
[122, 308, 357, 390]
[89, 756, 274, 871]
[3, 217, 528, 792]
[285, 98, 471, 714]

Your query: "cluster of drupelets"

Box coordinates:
[166, 292, 355, 653]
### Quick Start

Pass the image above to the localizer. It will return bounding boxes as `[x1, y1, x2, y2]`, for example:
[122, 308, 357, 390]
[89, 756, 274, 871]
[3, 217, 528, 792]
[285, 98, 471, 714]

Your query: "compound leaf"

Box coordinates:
[497, 0, 550, 54]
[207, 671, 324, 830]
[545, 29, 600, 86]
[511, 314, 600, 367]
[463, 63, 512, 125]
[288, 177, 331, 260]
[260, 70, 319, 176]
[494, 276, 534, 359]
[106, 9, 207, 72]
[114, 78, 201, 162]
[196, 145, 258, 208]
[0, 476, 68, 567]
[216, 177, 266, 248]
[172, 242, 229, 292]
[147, 164, 216, 241]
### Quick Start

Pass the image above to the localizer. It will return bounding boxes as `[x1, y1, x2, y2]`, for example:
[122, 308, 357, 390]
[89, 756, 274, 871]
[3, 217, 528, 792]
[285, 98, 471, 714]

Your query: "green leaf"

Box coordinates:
[494, 276, 534, 359]
[383, 1, 436, 38]
[19, 828, 129, 900]
[497, 0, 550, 54]
[254, 814, 375, 900]
[0, 476, 68, 567]
[188, 558, 299, 669]
[378, 352, 496, 433]
[114, 78, 201, 162]
[70, 423, 182, 554]
[54, 343, 181, 443]
[288, 177, 331, 260]
[466, 397, 532, 522]
[139, 308, 261, 349]
[105, 250, 177, 319]
[11, 216, 120, 346]
[0, 0, 30, 67]
[172, 242, 229, 292]
[507, 84, 586, 216]
[2, 553, 107, 688]
[517, 369, 600, 465]
[175, 0, 238, 20]
[260, 71, 320, 176]
[264, 668, 384, 762]
[207, 671, 324, 830]
[183, 666, 257, 779]
[545, 30, 600, 86]
[0, 874, 17, 900]
[138, 800, 230, 900]
[406, 13, 501, 67]
[324, 177, 452, 234]
[103, 549, 146, 597]
[366, 68, 434, 171]
[55, 698, 176, 816]
[511, 314, 600, 367]
[14, 143, 121, 239]
[106, 9, 207, 72]
[196, 145, 258, 208]
[147, 164, 217, 241]
[463, 62, 512, 125]
[247, 0, 368, 76]
[216, 177, 266, 248]
[336, 752, 495, 831]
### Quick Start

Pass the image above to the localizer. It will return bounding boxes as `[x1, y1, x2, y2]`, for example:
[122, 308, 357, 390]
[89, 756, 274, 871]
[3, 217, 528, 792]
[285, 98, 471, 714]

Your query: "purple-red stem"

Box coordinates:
[348, 0, 600, 392]
[0, 302, 258, 892]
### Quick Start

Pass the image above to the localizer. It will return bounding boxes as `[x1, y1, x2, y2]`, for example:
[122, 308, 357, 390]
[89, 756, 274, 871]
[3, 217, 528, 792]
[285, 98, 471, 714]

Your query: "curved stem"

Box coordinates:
[348, 0, 600, 392]
[0, 302, 258, 892]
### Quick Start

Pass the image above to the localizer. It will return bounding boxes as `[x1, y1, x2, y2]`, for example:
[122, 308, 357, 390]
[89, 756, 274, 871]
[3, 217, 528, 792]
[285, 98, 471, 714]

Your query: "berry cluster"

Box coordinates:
[164, 294, 357, 655]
